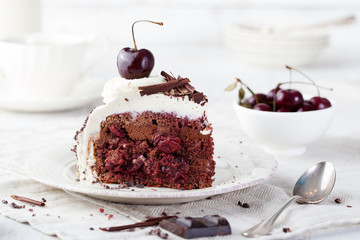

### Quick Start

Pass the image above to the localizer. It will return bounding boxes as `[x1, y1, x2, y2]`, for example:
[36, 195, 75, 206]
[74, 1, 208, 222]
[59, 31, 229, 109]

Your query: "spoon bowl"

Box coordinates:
[294, 161, 336, 204]
[242, 161, 336, 238]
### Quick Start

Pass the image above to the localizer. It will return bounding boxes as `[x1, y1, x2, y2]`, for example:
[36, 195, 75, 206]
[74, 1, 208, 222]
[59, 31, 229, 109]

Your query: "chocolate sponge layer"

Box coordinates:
[93, 111, 215, 190]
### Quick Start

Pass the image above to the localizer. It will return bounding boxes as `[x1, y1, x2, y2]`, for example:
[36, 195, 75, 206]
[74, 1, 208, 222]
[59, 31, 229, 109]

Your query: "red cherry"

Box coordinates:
[266, 88, 280, 103]
[117, 20, 163, 79]
[245, 93, 267, 107]
[275, 89, 304, 111]
[309, 96, 331, 110]
[253, 103, 272, 111]
[117, 48, 154, 79]
[297, 101, 316, 112]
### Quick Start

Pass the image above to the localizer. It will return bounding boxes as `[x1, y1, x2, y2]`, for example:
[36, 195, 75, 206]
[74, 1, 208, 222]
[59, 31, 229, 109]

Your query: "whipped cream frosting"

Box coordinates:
[76, 75, 208, 182]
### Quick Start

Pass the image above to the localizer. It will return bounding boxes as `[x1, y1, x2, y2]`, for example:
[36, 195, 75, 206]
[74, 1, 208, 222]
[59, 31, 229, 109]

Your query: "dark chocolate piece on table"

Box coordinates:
[159, 215, 231, 239]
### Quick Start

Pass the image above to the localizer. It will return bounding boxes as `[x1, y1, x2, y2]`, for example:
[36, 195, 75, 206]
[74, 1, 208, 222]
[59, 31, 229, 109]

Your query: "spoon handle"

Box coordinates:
[242, 195, 302, 238]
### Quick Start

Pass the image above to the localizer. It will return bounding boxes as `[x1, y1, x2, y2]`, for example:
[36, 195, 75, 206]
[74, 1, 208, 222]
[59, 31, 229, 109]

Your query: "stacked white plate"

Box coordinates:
[224, 23, 329, 68]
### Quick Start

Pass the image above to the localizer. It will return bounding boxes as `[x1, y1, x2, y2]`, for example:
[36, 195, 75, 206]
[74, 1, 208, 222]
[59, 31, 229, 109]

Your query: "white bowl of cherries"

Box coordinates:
[227, 66, 335, 156]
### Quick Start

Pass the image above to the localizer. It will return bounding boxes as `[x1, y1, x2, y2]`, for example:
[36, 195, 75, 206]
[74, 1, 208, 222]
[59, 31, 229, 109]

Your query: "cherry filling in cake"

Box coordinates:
[92, 111, 215, 190]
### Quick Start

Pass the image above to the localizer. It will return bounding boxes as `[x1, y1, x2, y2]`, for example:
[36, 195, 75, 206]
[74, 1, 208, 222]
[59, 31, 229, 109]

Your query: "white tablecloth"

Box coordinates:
[1, 45, 360, 239]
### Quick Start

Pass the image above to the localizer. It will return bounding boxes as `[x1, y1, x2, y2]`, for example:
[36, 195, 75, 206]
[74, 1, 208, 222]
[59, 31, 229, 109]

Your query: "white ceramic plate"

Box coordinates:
[0, 78, 104, 112]
[26, 140, 277, 204]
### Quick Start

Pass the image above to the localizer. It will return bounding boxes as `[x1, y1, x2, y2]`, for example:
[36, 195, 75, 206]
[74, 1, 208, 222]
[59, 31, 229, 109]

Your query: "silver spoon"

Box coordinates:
[242, 161, 336, 238]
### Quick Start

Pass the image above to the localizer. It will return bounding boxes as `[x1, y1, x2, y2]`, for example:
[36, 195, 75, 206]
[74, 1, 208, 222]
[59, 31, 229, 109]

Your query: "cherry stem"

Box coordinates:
[236, 78, 262, 104]
[286, 65, 321, 96]
[131, 20, 163, 51]
[276, 81, 333, 91]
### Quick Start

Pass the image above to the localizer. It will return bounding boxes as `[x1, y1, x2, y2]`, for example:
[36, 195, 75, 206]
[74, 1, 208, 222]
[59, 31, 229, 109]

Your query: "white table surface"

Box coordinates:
[1, 24, 360, 238]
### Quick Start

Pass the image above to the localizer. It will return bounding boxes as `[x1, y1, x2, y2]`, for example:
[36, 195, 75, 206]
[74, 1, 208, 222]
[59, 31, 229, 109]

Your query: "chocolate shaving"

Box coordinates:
[138, 71, 208, 105]
[11, 195, 45, 207]
[99, 215, 177, 232]
[139, 78, 190, 96]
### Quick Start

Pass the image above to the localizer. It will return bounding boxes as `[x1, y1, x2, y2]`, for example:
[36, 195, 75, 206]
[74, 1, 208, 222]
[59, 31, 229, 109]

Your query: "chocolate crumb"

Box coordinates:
[206, 197, 212, 200]
[335, 198, 342, 204]
[75, 178, 80, 182]
[161, 212, 167, 216]
[58, 216, 60, 218]
[124, 182, 134, 187]
[283, 227, 291, 233]
[46, 214, 51, 216]
[136, 184, 144, 188]
[131, 189, 135, 191]
[201, 209, 204, 212]
[41, 198, 47, 203]
[175, 212, 180, 215]
[235, 165, 238, 168]
[149, 228, 168, 239]
[90, 214, 93, 216]
[145, 215, 152, 219]
[125, 98, 129, 102]
[242, 203, 250, 208]
[29, 209, 33, 212]
[10, 202, 25, 209]
[347, 205, 353, 208]
[32, 214, 36, 217]
[237, 201, 242, 206]
[90, 227, 94, 231]
[128, 228, 135, 232]
[2, 200, 8, 204]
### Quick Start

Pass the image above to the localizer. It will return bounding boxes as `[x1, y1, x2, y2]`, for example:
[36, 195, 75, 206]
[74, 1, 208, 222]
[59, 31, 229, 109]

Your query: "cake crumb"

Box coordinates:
[242, 203, 250, 208]
[149, 228, 168, 239]
[2, 200, 8, 204]
[347, 205, 353, 208]
[125, 98, 129, 101]
[334, 198, 342, 204]
[283, 227, 291, 233]
[29, 208, 33, 212]
[238, 201, 250, 208]
[100, 208, 104, 213]
[108, 214, 114, 220]
[10, 203, 25, 209]
[32, 214, 36, 217]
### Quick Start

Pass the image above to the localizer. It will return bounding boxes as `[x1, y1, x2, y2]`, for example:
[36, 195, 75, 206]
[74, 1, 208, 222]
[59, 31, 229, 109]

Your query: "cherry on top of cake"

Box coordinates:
[117, 20, 163, 80]
[116, 20, 208, 106]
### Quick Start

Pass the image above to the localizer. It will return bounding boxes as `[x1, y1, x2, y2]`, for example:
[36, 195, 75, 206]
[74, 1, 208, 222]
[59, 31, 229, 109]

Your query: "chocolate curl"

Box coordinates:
[139, 79, 190, 96]
[99, 215, 177, 232]
[11, 195, 46, 207]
